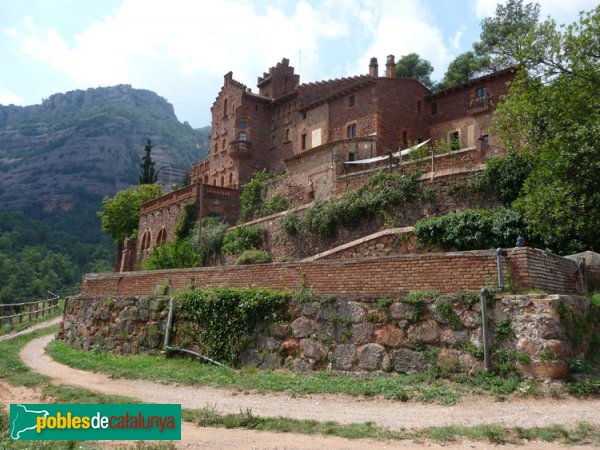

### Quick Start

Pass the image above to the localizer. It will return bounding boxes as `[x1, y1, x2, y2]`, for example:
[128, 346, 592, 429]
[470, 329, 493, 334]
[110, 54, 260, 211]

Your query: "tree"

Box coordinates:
[182, 171, 191, 187]
[395, 53, 434, 88]
[98, 184, 162, 247]
[139, 138, 158, 184]
[493, 6, 600, 254]
[474, 0, 541, 70]
[439, 52, 485, 89]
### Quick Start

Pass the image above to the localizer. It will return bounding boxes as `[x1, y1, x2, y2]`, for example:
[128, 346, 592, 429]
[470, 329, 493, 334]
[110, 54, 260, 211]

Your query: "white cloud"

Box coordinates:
[450, 28, 465, 51]
[474, 0, 597, 24]
[16, 0, 350, 89]
[354, 0, 453, 80]
[0, 88, 22, 105]
[3, 27, 18, 38]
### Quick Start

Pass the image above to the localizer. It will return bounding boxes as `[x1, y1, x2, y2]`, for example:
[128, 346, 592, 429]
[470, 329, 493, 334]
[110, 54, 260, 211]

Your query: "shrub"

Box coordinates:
[414, 208, 528, 251]
[222, 225, 262, 255]
[261, 194, 289, 217]
[282, 212, 301, 235]
[142, 238, 199, 270]
[192, 216, 228, 265]
[235, 250, 271, 265]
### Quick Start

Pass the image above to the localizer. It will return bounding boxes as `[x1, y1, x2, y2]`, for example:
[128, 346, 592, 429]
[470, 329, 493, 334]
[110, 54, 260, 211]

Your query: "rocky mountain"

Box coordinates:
[0, 85, 210, 214]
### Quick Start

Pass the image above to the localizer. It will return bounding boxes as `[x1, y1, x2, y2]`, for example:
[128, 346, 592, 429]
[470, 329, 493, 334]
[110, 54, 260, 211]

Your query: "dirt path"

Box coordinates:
[0, 316, 61, 342]
[21, 334, 600, 431]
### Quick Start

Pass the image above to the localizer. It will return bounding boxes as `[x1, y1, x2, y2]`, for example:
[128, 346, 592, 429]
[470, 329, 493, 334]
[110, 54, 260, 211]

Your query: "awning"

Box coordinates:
[343, 139, 431, 165]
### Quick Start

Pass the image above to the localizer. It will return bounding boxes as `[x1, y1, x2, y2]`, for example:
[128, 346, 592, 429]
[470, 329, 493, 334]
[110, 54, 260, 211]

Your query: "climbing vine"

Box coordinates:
[177, 288, 291, 366]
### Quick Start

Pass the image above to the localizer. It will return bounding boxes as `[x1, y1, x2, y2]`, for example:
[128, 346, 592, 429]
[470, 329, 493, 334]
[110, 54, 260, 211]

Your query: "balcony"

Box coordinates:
[467, 94, 494, 115]
[228, 140, 252, 159]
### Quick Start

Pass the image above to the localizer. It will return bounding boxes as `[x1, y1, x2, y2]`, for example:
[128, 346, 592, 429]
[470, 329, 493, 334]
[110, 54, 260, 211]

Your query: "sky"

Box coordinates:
[0, 0, 596, 127]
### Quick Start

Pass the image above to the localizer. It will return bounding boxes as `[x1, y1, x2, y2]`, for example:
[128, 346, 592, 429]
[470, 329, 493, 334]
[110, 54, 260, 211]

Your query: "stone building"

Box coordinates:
[118, 55, 514, 271]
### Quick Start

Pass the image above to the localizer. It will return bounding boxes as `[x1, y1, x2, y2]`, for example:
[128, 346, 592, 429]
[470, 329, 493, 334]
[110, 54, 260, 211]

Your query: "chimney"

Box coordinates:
[386, 55, 395, 78]
[369, 57, 379, 77]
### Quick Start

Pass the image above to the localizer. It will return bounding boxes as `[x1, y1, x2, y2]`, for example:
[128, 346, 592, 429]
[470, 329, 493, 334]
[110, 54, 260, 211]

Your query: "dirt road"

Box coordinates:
[20, 334, 600, 430]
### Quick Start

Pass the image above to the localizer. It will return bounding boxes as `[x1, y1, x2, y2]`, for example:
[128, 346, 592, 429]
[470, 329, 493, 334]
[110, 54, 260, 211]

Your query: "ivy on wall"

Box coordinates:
[176, 287, 291, 366]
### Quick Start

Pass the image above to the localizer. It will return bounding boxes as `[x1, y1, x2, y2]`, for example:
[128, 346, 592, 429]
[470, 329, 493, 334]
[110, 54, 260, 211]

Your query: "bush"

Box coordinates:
[261, 194, 289, 216]
[414, 208, 528, 251]
[282, 212, 301, 235]
[221, 226, 262, 255]
[191, 216, 228, 265]
[235, 250, 271, 265]
[142, 238, 199, 270]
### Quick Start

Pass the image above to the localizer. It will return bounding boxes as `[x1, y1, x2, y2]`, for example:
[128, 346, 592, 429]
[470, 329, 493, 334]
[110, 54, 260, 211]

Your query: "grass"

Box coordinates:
[2, 327, 600, 446]
[182, 407, 600, 445]
[0, 299, 64, 336]
[46, 339, 542, 405]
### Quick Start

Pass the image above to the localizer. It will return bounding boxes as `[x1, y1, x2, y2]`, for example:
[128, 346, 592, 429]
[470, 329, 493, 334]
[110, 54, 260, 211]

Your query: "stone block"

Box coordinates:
[390, 302, 415, 320]
[392, 348, 429, 373]
[291, 317, 316, 338]
[358, 343, 385, 370]
[520, 361, 568, 380]
[302, 302, 320, 318]
[300, 338, 328, 360]
[437, 348, 460, 370]
[332, 344, 356, 370]
[338, 301, 365, 324]
[351, 323, 373, 344]
[270, 322, 290, 339]
[407, 321, 440, 344]
[374, 325, 404, 347]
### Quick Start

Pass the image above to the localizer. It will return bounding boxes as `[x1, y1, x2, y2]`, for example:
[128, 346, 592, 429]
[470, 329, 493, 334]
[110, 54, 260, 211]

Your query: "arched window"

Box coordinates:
[203, 175, 208, 184]
[220, 176, 224, 186]
[156, 227, 167, 245]
[229, 173, 233, 186]
[222, 139, 226, 150]
[141, 231, 152, 251]
[223, 99, 228, 117]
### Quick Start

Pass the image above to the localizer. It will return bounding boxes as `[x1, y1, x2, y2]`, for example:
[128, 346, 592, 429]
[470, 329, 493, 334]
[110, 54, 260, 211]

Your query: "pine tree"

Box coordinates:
[139, 138, 157, 184]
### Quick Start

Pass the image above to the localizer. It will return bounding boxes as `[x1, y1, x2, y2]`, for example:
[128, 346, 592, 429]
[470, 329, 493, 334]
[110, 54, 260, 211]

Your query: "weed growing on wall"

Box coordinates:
[239, 171, 289, 221]
[192, 217, 228, 265]
[286, 170, 419, 239]
[235, 250, 271, 265]
[222, 225, 262, 255]
[177, 288, 291, 366]
[414, 208, 528, 251]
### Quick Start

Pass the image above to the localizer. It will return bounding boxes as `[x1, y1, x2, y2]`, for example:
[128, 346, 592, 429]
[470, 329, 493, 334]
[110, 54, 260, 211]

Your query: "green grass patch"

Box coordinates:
[47, 339, 559, 405]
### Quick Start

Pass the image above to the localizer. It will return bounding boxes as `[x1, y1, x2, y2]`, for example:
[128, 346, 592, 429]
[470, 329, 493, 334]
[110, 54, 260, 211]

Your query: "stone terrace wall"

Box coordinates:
[59, 293, 598, 380]
[257, 167, 498, 262]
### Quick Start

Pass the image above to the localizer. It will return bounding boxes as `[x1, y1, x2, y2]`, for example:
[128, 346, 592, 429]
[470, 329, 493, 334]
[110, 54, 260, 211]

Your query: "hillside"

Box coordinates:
[0, 86, 211, 301]
[0, 85, 210, 213]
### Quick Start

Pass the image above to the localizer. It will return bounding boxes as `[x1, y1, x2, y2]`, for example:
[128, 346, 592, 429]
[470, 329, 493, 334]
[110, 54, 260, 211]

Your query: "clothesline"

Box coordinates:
[342, 139, 431, 165]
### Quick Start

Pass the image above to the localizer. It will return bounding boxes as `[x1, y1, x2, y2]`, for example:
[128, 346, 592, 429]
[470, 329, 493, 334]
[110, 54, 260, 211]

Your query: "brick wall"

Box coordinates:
[86, 247, 583, 298]
[507, 247, 583, 294]
[84, 250, 500, 297]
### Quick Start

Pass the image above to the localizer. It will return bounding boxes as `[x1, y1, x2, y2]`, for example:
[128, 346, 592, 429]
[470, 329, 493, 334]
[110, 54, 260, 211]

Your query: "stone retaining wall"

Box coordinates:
[59, 292, 598, 380]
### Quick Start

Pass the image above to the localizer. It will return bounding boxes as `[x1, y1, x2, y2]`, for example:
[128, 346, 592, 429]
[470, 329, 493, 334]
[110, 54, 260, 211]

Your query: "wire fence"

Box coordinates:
[0, 292, 60, 326]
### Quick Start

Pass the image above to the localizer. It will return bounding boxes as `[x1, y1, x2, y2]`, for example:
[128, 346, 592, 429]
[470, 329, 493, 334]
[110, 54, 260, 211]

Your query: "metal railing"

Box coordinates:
[0, 292, 60, 326]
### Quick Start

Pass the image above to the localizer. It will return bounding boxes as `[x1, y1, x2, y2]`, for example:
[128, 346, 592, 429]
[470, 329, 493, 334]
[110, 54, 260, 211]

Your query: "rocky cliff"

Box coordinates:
[0, 85, 210, 213]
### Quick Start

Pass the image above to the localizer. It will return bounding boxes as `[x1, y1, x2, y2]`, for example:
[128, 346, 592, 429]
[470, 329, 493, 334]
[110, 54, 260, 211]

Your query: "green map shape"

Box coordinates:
[10, 404, 49, 440]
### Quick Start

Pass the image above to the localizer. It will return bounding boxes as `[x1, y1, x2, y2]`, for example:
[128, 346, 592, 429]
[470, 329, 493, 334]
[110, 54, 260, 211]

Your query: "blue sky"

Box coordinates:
[0, 0, 596, 127]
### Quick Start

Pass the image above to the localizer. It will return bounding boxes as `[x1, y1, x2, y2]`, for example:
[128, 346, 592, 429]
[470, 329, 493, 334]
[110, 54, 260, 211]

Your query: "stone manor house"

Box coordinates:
[119, 55, 514, 271]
